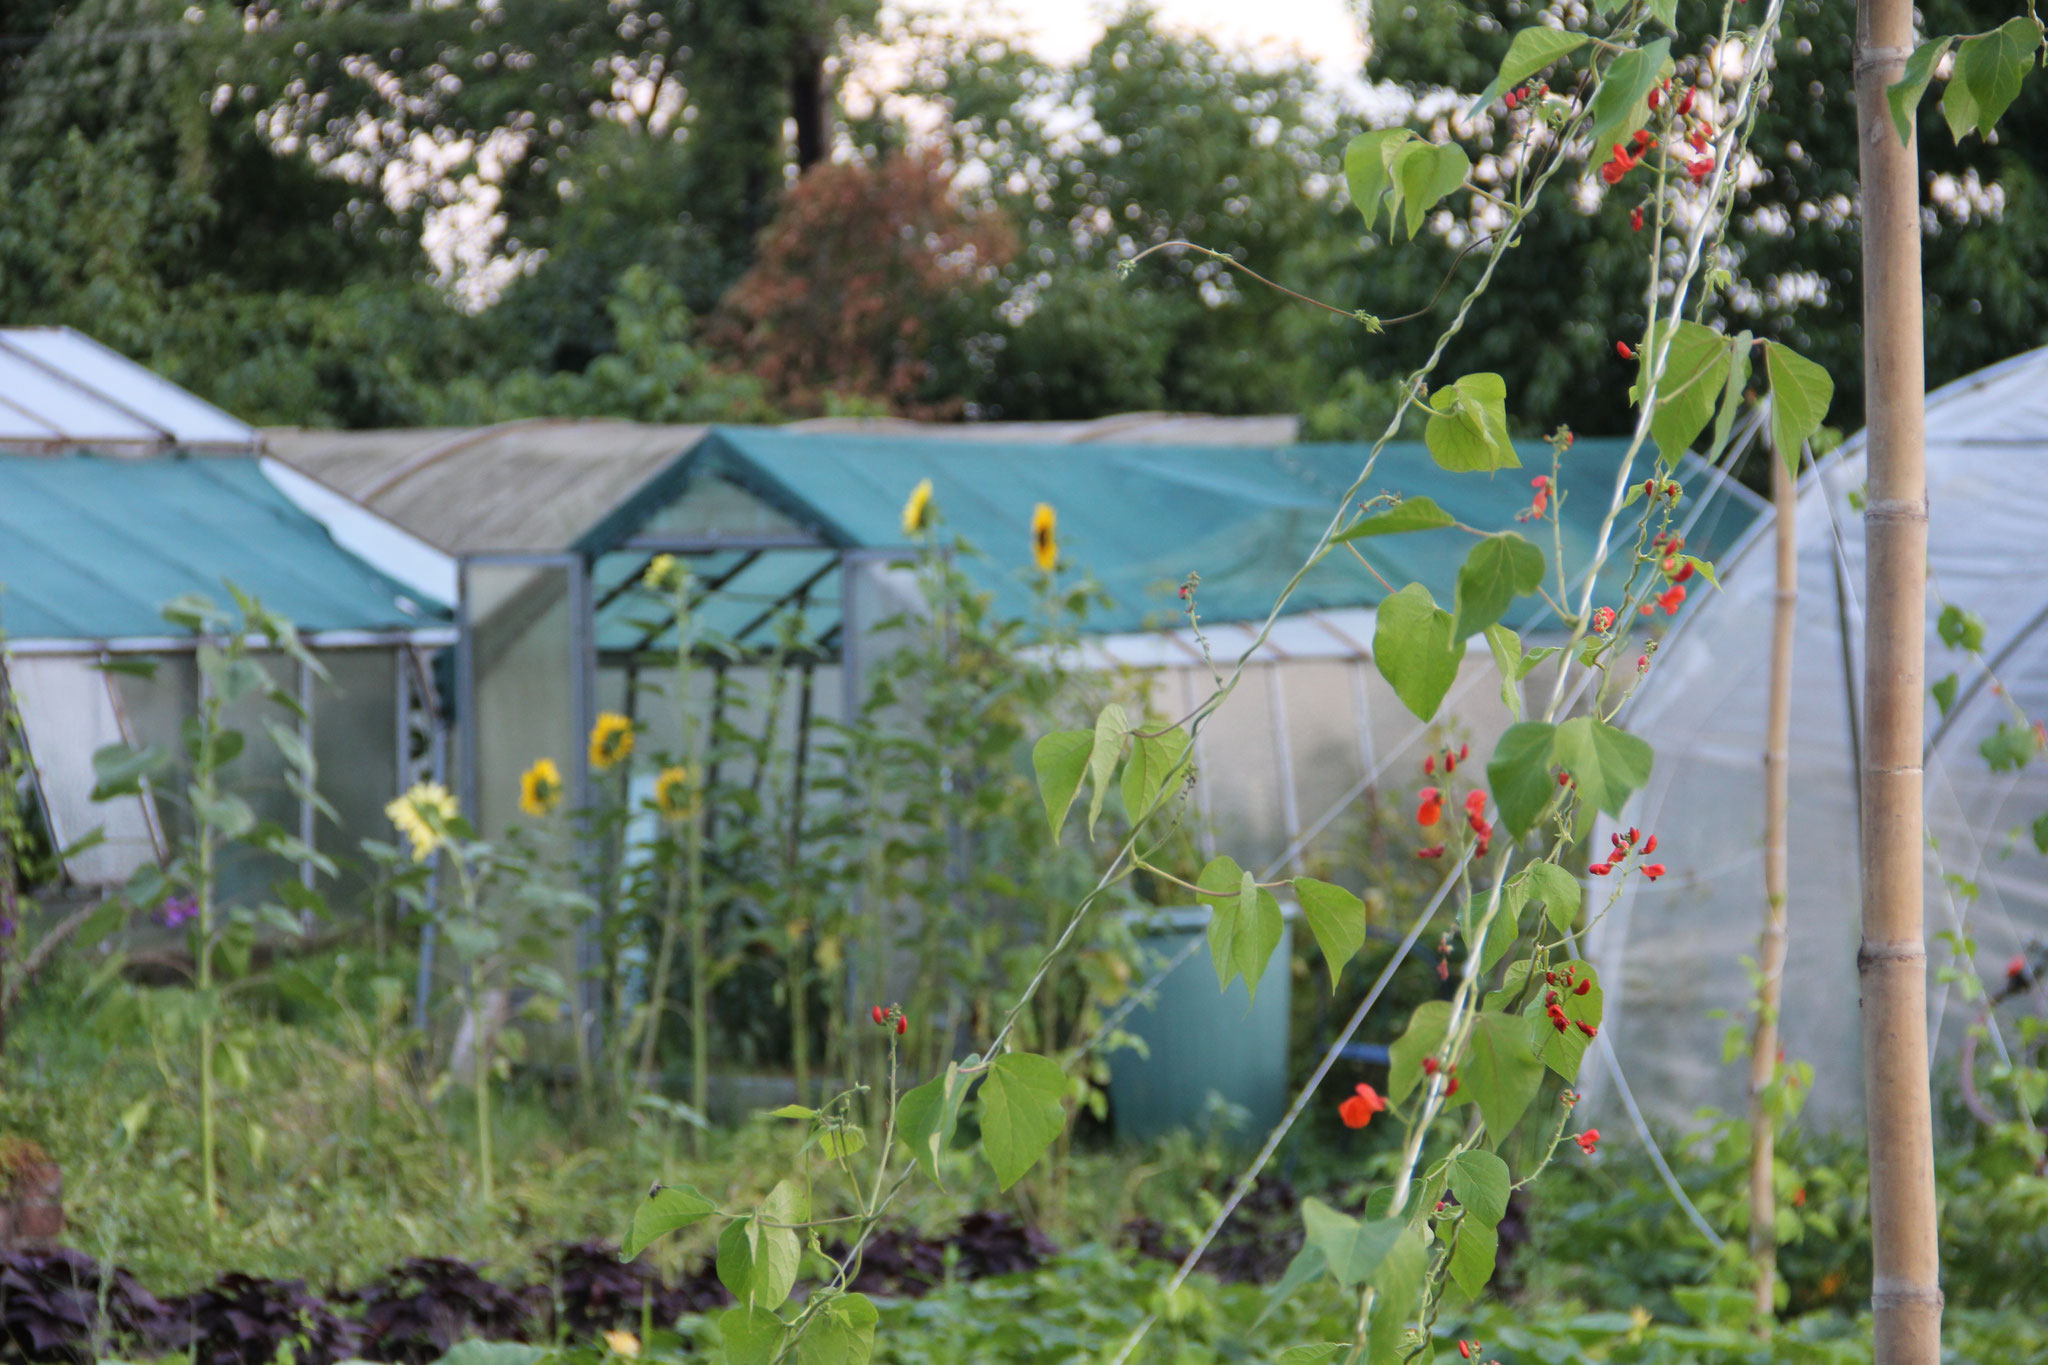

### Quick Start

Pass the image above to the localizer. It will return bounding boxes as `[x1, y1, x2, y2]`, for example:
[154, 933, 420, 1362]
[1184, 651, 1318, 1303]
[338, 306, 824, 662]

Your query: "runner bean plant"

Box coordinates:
[619, 0, 2048, 1359]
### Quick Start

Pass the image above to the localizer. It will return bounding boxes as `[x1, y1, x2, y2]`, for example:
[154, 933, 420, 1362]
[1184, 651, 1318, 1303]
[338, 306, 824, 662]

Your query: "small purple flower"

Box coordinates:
[155, 895, 199, 929]
[0, 914, 14, 940]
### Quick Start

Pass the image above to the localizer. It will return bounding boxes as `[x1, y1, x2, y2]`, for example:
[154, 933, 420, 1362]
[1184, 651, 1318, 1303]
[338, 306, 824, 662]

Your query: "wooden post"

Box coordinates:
[1748, 451, 1797, 1320]
[1854, 1, 1944, 1359]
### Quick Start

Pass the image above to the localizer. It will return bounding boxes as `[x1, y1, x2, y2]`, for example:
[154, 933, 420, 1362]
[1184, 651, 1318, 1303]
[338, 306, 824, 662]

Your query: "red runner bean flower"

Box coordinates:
[1601, 144, 1638, 185]
[1338, 1083, 1386, 1129]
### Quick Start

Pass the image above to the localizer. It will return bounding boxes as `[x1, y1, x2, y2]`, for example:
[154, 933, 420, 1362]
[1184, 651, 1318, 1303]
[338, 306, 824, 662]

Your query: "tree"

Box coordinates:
[908, 7, 1347, 419]
[1349, 0, 2048, 454]
[710, 150, 1014, 417]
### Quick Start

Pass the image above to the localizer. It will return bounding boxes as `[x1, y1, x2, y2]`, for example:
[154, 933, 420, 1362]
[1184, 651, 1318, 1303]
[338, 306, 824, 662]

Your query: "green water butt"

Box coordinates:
[1106, 903, 1295, 1144]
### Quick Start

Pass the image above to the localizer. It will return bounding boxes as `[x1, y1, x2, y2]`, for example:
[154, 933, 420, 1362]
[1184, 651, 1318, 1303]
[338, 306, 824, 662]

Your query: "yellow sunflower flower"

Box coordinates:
[1031, 502, 1058, 572]
[902, 478, 935, 537]
[519, 757, 563, 817]
[385, 781, 458, 862]
[654, 765, 698, 822]
[643, 553, 681, 592]
[590, 712, 636, 771]
[603, 1329, 641, 1358]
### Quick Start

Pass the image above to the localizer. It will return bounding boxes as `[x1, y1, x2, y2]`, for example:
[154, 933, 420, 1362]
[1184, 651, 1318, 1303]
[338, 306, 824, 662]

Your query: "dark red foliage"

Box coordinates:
[0, 1216, 1058, 1362]
[0, 1246, 183, 1363]
[829, 1211, 1055, 1298]
[710, 149, 1015, 417]
[162, 1273, 357, 1365]
[539, 1240, 727, 1339]
[1126, 1177, 1303, 1284]
[345, 1258, 542, 1364]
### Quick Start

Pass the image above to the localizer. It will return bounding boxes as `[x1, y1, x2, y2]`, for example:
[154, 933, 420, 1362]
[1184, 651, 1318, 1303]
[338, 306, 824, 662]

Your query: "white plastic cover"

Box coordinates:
[0, 328, 258, 449]
[1587, 347, 2048, 1126]
[9, 655, 163, 885]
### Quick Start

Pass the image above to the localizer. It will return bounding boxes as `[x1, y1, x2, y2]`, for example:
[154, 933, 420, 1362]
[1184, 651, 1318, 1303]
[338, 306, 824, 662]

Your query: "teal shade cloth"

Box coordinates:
[0, 454, 444, 641]
[621, 428, 1765, 642]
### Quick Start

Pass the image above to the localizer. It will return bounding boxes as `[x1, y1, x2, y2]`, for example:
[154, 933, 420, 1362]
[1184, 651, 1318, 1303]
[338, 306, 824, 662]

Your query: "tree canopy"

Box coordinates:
[0, 0, 2042, 456]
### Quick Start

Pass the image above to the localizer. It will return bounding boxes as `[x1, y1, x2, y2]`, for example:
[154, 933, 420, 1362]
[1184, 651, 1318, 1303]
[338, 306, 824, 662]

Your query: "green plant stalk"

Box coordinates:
[859, 757, 889, 1114]
[637, 849, 685, 1092]
[788, 893, 811, 1103]
[0, 649, 17, 1054]
[196, 685, 222, 1225]
[684, 808, 707, 1154]
[471, 952, 492, 1207]
[447, 851, 492, 1207]
[596, 769, 632, 1104]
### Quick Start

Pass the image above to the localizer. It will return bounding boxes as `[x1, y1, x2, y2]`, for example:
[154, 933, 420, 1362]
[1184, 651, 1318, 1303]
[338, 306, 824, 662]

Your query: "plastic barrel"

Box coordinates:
[1107, 903, 1295, 1143]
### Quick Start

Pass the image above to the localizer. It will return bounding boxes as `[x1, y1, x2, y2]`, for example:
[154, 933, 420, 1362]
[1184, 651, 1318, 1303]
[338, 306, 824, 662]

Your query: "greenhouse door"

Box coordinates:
[455, 554, 599, 1042]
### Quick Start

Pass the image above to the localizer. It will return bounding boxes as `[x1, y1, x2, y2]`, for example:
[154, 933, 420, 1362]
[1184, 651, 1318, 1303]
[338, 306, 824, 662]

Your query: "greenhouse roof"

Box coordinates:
[0, 328, 258, 452]
[600, 427, 1767, 647]
[0, 455, 449, 646]
[263, 419, 710, 555]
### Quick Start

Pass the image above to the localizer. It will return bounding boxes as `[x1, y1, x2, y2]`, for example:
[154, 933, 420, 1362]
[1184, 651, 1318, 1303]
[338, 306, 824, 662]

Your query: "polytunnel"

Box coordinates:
[1587, 346, 2048, 1127]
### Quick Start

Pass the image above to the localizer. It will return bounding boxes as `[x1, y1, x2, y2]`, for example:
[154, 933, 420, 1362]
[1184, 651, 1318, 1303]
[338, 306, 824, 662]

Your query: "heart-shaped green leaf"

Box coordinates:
[1374, 583, 1468, 723]
[978, 1052, 1067, 1190]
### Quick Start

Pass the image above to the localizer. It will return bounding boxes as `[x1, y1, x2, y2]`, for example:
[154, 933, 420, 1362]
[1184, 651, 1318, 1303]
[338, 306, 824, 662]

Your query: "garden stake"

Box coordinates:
[1749, 445, 1797, 1320]
[1853, 0, 1943, 1355]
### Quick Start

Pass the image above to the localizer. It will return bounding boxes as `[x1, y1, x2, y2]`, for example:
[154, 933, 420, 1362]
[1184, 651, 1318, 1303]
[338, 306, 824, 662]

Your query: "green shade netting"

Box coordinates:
[0, 454, 443, 640]
[593, 429, 1763, 646]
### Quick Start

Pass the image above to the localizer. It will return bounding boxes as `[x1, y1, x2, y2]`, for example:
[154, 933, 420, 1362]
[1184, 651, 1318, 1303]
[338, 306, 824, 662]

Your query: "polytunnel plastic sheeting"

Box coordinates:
[1585, 346, 2048, 1128]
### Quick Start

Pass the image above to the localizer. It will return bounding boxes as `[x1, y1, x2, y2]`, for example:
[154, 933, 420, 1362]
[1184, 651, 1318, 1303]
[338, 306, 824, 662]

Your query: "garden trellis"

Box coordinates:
[1589, 346, 2048, 1126]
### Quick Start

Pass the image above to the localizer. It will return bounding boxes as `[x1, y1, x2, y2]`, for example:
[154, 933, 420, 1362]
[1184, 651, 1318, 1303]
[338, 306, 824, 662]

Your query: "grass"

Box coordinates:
[4, 944, 2044, 1365]
[0, 946, 1258, 1294]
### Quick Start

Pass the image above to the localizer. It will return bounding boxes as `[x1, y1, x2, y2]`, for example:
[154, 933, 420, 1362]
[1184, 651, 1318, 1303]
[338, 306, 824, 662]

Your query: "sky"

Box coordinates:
[955, 0, 1366, 69]
[895, 0, 1370, 86]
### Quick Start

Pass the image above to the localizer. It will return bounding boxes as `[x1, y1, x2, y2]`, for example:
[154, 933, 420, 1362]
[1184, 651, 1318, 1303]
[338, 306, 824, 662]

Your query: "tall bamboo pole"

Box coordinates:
[1748, 451, 1797, 1320]
[1854, 3, 1943, 1359]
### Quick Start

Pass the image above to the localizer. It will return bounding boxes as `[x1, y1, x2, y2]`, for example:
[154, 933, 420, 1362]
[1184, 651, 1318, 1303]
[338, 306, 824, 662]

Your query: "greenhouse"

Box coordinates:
[273, 421, 1764, 873]
[0, 455, 452, 898]
[1589, 346, 2048, 1125]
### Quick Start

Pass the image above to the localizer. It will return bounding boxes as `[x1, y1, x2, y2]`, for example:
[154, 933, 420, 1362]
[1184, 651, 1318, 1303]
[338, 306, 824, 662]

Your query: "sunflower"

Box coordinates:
[519, 757, 563, 817]
[589, 712, 636, 771]
[901, 478, 935, 537]
[1030, 502, 1058, 572]
[642, 553, 682, 592]
[653, 765, 698, 822]
[385, 781, 458, 862]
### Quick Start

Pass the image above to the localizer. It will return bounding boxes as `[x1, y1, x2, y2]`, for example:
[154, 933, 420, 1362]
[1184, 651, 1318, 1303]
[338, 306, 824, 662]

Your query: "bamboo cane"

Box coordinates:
[1748, 450, 1797, 1320]
[1853, 3, 1944, 1358]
